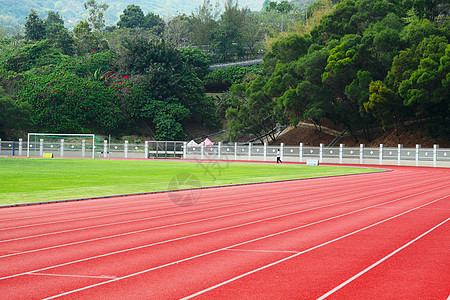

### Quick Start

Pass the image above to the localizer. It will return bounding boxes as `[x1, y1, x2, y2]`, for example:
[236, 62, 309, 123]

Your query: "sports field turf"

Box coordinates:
[0, 157, 384, 205]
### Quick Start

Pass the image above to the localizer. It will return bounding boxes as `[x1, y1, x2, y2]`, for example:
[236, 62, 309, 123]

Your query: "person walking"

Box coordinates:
[277, 149, 282, 164]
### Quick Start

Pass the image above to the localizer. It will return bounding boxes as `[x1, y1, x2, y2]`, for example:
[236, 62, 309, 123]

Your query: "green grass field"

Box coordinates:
[0, 158, 384, 206]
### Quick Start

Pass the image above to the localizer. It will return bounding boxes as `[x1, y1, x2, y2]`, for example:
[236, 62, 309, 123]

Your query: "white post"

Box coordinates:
[0, 138, 2, 156]
[397, 144, 403, 166]
[145, 141, 149, 159]
[60, 139, 64, 157]
[319, 143, 324, 163]
[415, 144, 421, 167]
[124, 140, 128, 158]
[300, 143, 304, 162]
[40, 139, 44, 157]
[433, 144, 439, 167]
[379, 144, 384, 165]
[218, 142, 222, 160]
[340, 144, 344, 164]
[103, 140, 108, 158]
[82, 140, 86, 157]
[19, 138, 23, 156]
[264, 142, 267, 161]
[183, 142, 187, 159]
[201, 142, 204, 160]
[280, 143, 284, 162]
[360, 144, 364, 164]
[234, 142, 238, 161]
[248, 143, 252, 161]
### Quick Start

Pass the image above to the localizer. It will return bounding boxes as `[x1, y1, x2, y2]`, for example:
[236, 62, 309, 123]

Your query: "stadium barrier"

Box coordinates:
[1, 138, 449, 167]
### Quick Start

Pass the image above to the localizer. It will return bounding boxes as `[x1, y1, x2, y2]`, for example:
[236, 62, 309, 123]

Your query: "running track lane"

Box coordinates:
[0, 166, 448, 299]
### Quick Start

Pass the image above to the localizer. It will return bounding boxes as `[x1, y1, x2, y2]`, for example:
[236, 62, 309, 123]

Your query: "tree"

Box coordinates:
[0, 85, 33, 138]
[191, 0, 220, 47]
[119, 37, 218, 139]
[210, 0, 246, 63]
[117, 5, 145, 29]
[44, 11, 74, 56]
[24, 10, 45, 41]
[73, 20, 109, 56]
[143, 12, 165, 36]
[84, 0, 109, 30]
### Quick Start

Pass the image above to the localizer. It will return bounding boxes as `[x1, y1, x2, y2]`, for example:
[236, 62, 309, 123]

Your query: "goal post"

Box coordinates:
[27, 133, 97, 159]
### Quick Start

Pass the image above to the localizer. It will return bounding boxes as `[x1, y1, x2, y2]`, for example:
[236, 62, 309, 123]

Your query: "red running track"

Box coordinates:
[0, 165, 449, 299]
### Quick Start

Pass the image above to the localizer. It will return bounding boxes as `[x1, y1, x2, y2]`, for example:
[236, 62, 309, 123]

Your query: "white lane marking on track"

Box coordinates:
[316, 216, 450, 299]
[40, 195, 449, 299]
[28, 273, 116, 279]
[0, 175, 439, 244]
[2, 182, 445, 261]
[180, 195, 450, 300]
[0, 171, 392, 230]
[226, 249, 299, 254]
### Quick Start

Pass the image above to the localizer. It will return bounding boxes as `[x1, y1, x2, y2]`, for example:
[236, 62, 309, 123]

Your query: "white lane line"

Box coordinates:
[41, 196, 448, 300]
[28, 272, 116, 279]
[316, 216, 450, 299]
[181, 195, 449, 300]
[0, 172, 391, 231]
[0, 175, 437, 244]
[225, 249, 299, 254]
[2, 181, 442, 260]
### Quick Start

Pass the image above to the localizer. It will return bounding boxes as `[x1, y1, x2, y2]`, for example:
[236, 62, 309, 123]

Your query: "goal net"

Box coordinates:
[27, 133, 98, 158]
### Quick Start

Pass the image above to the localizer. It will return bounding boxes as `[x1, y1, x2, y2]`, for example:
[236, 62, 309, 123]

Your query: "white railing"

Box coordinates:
[1, 138, 449, 167]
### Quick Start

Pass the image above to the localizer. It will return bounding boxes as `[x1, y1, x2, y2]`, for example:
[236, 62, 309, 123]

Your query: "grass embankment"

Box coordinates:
[0, 158, 383, 205]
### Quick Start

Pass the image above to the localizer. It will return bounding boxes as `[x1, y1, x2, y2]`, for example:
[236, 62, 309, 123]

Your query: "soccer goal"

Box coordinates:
[27, 133, 97, 158]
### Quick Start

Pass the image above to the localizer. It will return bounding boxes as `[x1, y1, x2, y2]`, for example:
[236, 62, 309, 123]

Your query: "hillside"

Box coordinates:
[0, 0, 266, 29]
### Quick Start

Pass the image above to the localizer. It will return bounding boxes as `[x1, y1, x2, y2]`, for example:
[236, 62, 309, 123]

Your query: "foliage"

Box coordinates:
[204, 65, 262, 92]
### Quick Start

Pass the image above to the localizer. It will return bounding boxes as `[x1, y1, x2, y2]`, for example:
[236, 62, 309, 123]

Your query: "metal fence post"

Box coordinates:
[300, 143, 304, 162]
[0, 138, 2, 155]
[60, 139, 64, 157]
[379, 144, 384, 165]
[19, 139, 23, 156]
[103, 140, 107, 158]
[218, 142, 222, 160]
[360, 144, 364, 164]
[124, 140, 128, 158]
[82, 140, 86, 157]
[145, 141, 149, 159]
[248, 143, 252, 161]
[183, 142, 187, 159]
[398, 144, 403, 166]
[433, 144, 439, 167]
[40, 139, 44, 157]
[416, 144, 421, 167]
[234, 142, 237, 161]
[320, 143, 324, 163]
[280, 143, 284, 161]
[264, 142, 267, 161]
[201, 142, 204, 160]
[340, 144, 344, 164]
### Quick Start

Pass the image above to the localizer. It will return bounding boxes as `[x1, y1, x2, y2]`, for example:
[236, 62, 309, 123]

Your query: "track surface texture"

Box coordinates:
[0, 165, 449, 299]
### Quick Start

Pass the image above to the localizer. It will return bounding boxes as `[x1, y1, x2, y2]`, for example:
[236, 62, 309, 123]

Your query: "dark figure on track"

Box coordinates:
[277, 149, 282, 164]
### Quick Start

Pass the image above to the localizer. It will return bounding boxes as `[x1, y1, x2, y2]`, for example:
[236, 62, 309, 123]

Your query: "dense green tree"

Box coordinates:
[24, 10, 45, 41]
[119, 37, 218, 139]
[0, 85, 33, 138]
[117, 5, 145, 29]
[143, 12, 165, 35]
[179, 46, 211, 80]
[190, 0, 220, 47]
[73, 20, 109, 56]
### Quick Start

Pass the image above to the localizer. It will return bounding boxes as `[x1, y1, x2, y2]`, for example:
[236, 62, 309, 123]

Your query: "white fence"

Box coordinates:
[1, 138, 449, 167]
